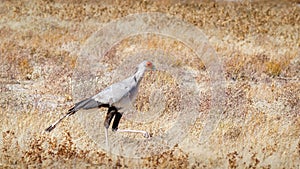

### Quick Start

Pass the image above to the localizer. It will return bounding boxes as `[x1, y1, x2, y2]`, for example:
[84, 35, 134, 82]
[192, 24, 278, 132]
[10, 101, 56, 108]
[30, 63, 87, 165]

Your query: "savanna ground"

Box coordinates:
[0, 0, 299, 168]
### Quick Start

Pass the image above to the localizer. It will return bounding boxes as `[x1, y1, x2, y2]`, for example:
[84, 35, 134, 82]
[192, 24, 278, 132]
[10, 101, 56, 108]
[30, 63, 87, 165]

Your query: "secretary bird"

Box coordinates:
[45, 61, 155, 147]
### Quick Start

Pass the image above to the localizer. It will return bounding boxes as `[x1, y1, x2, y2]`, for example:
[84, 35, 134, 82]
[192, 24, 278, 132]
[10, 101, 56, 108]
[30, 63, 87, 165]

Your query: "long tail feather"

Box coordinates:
[45, 98, 104, 132]
[45, 109, 75, 132]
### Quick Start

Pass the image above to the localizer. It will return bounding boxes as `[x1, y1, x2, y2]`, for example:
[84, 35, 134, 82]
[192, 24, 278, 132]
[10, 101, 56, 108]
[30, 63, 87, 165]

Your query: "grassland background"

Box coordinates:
[0, 0, 299, 168]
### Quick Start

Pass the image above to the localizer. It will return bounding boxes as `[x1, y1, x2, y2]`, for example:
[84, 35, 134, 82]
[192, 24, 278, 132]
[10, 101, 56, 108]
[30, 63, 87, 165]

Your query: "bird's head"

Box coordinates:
[139, 60, 155, 71]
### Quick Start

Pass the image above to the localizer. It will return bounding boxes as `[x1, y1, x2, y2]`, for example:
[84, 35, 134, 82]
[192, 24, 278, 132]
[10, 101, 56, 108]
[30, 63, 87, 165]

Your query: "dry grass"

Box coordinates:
[1, 0, 299, 168]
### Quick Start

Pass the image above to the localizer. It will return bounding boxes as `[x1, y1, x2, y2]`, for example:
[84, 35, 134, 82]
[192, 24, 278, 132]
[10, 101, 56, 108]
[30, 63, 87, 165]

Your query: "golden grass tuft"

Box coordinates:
[265, 60, 282, 77]
[18, 57, 34, 80]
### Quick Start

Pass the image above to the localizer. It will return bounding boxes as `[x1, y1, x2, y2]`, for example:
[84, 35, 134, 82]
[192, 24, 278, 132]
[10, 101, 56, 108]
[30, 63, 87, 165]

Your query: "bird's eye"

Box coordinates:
[146, 62, 152, 67]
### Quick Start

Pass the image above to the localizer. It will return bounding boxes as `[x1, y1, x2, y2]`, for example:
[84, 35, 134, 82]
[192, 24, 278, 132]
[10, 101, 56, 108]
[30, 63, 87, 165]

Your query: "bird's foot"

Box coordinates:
[143, 131, 150, 138]
[116, 129, 151, 139]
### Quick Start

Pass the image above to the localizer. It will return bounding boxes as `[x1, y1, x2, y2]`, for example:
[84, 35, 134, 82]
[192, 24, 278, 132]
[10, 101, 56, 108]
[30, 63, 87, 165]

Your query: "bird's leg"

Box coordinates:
[111, 112, 122, 132]
[104, 107, 116, 148]
[105, 128, 109, 148]
[112, 112, 150, 138]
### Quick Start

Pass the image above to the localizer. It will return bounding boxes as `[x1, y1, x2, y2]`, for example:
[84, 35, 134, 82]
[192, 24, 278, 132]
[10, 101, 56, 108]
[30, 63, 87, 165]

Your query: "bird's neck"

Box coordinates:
[133, 67, 146, 84]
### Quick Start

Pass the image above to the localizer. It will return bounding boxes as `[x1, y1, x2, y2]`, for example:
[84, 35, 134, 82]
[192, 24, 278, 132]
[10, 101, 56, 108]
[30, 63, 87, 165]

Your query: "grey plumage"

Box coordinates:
[70, 98, 102, 112]
[45, 61, 155, 146]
